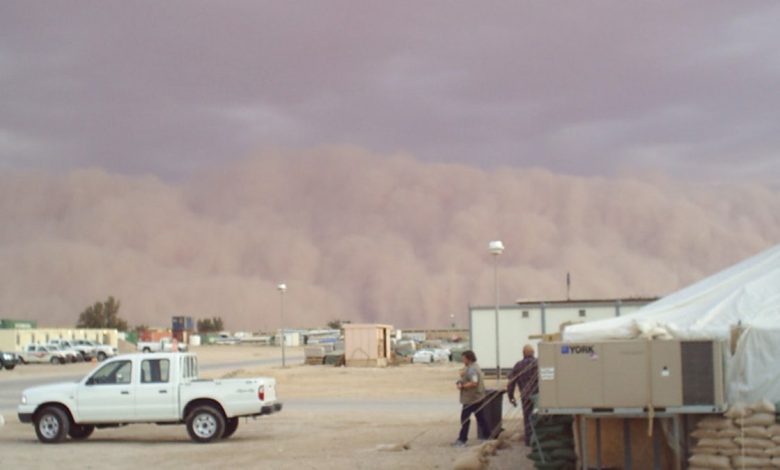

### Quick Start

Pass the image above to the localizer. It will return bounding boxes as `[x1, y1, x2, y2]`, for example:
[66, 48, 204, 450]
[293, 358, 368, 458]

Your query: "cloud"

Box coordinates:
[0, 147, 777, 330]
[1, 2, 779, 180]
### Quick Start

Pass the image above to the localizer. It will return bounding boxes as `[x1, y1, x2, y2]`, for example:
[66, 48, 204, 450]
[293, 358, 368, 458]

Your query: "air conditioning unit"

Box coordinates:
[538, 340, 726, 414]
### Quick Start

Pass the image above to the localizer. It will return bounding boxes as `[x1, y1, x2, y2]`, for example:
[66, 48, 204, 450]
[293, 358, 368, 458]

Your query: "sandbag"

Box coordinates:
[692, 428, 719, 439]
[732, 455, 771, 467]
[699, 417, 735, 430]
[719, 428, 741, 438]
[695, 437, 736, 449]
[735, 436, 775, 449]
[691, 446, 719, 455]
[453, 450, 488, 470]
[768, 425, 780, 436]
[771, 456, 780, 468]
[726, 402, 754, 418]
[479, 441, 498, 456]
[765, 446, 780, 457]
[741, 447, 770, 458]
[718, 448, 740, 456]
[688, 454, 731, 469]
[737, 413, 777, 427]
[750, 399, 776, 414]
[744, 426, 773, 439]
[773, 435, 780, 444]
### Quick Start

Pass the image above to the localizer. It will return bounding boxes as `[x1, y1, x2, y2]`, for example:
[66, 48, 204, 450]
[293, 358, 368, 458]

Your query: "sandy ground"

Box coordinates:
[0, 345, 534, 469]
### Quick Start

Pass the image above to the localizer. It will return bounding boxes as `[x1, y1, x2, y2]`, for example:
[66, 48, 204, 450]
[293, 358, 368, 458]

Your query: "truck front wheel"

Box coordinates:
[97, 352, 107, 361]
[68, 424, 94, 440]
[222, 417, 239, 439]
[34, 406, 70, 443]
[186, 405, 225, 443]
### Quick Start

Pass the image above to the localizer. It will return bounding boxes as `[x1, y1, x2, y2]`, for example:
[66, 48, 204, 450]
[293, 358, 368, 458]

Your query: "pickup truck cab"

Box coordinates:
[18, 352, 281, 443]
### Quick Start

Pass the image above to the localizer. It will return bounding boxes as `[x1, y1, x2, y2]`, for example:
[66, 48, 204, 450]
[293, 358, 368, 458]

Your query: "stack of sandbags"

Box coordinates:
[689, 399, 780, 469]
[526, 414, 576, 470]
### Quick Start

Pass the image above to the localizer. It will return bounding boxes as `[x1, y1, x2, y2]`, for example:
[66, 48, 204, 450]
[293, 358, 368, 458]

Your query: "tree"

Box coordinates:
[327, 319, 350, 330]
[76, 296, 129, 331]
[197, 317, 225, 333]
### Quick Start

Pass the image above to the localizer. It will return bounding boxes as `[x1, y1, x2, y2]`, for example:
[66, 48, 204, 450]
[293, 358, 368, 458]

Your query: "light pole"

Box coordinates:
[277, 283, 287, 368]
[488, 240, 504, 385]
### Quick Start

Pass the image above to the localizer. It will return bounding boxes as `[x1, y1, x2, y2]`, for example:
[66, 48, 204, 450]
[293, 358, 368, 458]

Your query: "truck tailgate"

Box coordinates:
[181, 377, 279, 418]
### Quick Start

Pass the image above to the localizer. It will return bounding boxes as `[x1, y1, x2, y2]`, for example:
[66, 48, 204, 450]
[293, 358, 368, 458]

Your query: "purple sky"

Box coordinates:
[2, 1, 779, 181]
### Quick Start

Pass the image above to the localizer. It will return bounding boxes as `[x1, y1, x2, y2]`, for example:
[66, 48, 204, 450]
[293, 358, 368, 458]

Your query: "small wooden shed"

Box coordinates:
[343, 324, 393, 367]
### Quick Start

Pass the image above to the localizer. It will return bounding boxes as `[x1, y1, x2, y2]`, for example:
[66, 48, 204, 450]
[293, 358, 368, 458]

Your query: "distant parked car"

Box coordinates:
[138, 338, 187, 353]
[21, 345, 68, 365]
[1, 351, 19, 370]
[73, 340, 117, 361]
[412, 348, 451, 364]
[214, 333, 240, 345]
[46, 343, 82, 363]
[49, 339, 94, 361]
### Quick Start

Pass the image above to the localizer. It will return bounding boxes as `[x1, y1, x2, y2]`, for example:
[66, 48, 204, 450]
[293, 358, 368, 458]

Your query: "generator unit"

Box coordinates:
[538, 340, 726, 413]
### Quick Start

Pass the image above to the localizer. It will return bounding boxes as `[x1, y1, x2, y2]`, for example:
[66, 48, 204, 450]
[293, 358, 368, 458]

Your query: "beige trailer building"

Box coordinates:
[0, 328, 119, 352]
[343, 324, 393, 367]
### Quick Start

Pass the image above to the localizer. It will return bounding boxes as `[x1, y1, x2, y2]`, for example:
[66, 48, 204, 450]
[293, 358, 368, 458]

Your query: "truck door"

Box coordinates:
[77, 359, 135, 422]
[134, 358, 177, 421]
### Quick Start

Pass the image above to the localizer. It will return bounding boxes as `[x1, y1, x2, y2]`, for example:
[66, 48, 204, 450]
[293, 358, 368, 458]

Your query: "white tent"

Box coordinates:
[563, 243, 780, 403]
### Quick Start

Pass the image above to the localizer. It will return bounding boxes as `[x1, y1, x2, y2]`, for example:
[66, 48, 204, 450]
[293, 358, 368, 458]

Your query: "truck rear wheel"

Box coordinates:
[186, 405, 225, 443]
[34, 406, 70, 443]
[68, 424, 94, 440]
[222, 417, 239, 439]
[97, 351, 107, 361]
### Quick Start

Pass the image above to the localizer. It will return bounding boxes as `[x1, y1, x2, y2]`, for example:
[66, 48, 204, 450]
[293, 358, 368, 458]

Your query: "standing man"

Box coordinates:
[507, 344, 539, 446]
[453, 350, 488, 447]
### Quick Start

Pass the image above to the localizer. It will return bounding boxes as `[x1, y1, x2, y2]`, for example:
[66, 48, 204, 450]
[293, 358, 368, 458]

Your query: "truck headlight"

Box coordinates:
[21, 394, 27, 405]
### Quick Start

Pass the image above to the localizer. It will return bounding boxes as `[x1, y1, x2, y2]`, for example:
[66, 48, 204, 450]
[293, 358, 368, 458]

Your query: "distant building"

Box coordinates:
[0, 318, 37, 329]
[0, 327, 119, 352]
[344, 324, 393, 367]
[469, 297, 658, 373]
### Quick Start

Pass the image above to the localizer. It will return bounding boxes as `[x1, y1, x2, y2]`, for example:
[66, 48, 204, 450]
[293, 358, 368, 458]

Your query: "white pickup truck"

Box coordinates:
[17, 352, 282, 443]
[137, 338, 187, 353]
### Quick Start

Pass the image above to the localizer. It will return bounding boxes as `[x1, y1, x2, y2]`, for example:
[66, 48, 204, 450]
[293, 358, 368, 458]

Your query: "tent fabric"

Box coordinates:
[563, 243, 780, 403]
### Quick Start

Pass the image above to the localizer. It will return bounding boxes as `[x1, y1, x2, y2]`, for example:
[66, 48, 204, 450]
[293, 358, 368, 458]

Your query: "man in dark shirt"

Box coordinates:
[507, 344, 539, 446]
